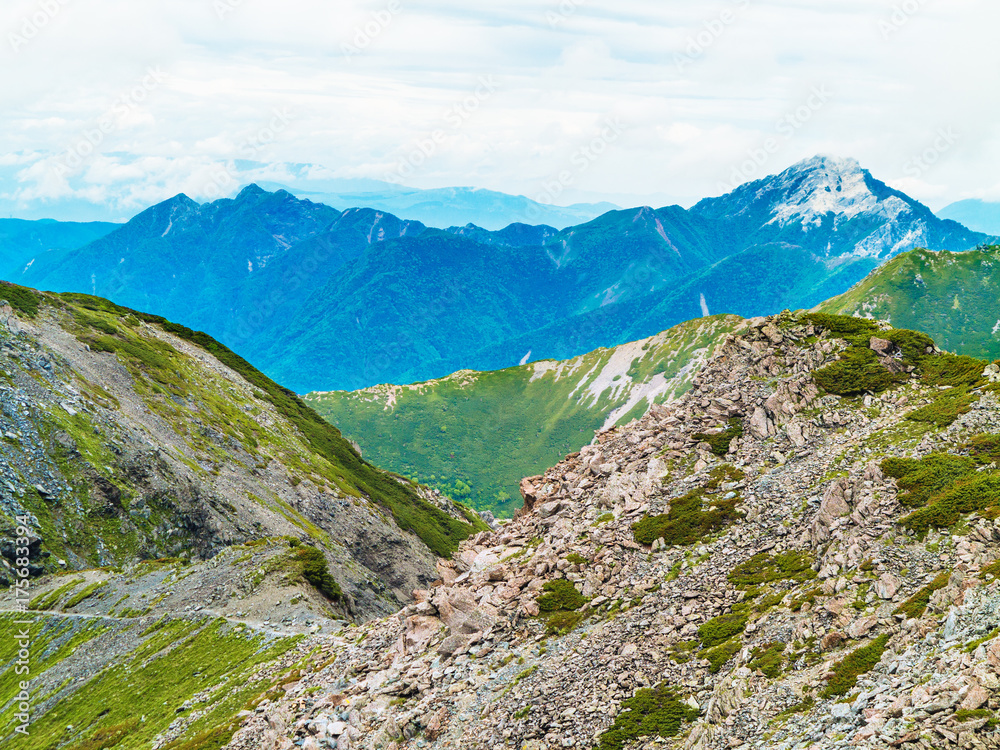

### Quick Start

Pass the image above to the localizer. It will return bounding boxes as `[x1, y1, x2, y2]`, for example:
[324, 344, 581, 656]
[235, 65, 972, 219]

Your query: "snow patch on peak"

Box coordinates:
[769, 156, 882, 229]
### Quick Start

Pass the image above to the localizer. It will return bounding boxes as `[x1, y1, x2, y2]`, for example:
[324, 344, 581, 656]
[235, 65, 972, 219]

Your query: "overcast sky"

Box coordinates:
[1, 0, 998, 218]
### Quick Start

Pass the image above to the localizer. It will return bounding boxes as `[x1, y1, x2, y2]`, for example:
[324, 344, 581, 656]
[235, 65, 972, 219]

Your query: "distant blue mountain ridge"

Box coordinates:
[5, 156, 989, 394]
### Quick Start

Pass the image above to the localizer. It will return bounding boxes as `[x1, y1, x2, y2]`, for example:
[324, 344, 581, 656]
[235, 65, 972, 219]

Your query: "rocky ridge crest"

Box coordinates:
[229, 312, 1000, 750]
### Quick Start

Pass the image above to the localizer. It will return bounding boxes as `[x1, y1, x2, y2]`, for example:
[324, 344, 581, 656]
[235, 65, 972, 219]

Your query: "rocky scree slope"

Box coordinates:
[229, 312, 1000, 750]
[305, 316, 744, 517]
[0, 282, 482, 617]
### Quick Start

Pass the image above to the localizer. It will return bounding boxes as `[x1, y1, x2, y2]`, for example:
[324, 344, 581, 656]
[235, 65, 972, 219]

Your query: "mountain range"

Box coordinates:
[10, 155, 989, 393]
[0, 218, 116, 278]
[0, 157, 618, 229]
[937, 198, 1000, 235]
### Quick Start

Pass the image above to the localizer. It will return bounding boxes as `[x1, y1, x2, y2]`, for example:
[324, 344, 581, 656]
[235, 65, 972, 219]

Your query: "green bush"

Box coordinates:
[968, 434, 1000, 464]
[728, 551, 817, 588]
[698, 612, 748, 649]
[802, 313, 879, 337]
[821, 634, 890, 698]
[902, 475, 1000, 532]
[633, 466, 744, 547]
[700, 638, 742, 673]
[813, 347, 906, 396]
[536, 579, 588, 613]
[906, 386, 977, 427]
[693, 417, 744, 457]
[921, 353, 988, 387]
[0, 281, 41, 318]
[881, 454, 977, 508]
[882, 329, 935, 366]
[293, 546, 342, 600]
[894, 572, 950, 619]
[596, 682, 700, 750]
[748, 642, 786, 678]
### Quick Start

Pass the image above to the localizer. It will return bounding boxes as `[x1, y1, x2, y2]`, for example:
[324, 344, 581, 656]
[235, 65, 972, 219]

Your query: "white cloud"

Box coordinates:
[0, 0, 997, 218]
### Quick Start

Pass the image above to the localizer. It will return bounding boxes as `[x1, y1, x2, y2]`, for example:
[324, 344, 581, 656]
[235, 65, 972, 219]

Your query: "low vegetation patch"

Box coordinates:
[906, 386, 978, 427]
[698, 611, 748, 649]
[813, 346, 907, 396]
[693, 418, 744, 457]
[700, 638, 742, 673]
[748, 642, 787, 678]
[596, 682, 700, 750]
[802, 313, 879, 338]
[1, 281, 42, 318]
[536, 579, 588, 613]
[921, 353, 989, 387]
[881, 454, 978, 508]
[290, 544, 342, 600]
[821, 634, 890, 698]
[894, 572, 950, 619]
[882, 450, 1000, 532]
[633, 465, 744, 547]
[902, 475, 1000, 532]
[728, 551, 817, 588]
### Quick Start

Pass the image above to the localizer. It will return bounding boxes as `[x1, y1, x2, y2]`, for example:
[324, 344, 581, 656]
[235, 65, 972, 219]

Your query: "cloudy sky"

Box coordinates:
[1, 0, 998, 219]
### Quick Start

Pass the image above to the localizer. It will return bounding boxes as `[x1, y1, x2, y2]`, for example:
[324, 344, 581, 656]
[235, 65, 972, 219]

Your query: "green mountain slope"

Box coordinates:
[0, 281, 481, 613]
[305, 315, 744, 516]
[818, 244, 1000, 359]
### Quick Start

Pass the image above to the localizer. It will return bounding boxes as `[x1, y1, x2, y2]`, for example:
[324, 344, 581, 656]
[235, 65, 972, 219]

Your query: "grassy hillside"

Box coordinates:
[305, 316, 744, 516]
[819, 245, 1000, 360]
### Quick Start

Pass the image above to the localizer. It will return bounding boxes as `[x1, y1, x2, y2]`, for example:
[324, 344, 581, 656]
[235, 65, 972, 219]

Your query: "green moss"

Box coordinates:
[698, 612, 748, 649]
[776, 697, 815, 720]
[29, 578, 85, 611]
[536, 579, 588, 613]
[954, 708, 996, 724]
[820, 634, 890, 698]
[693, 418, 744, 457]
[633, 465, 744, 546]
[566, 553, 589, 566]
[963, 628, 1000, 654]
[292, 546, 342, 600]
[748, 642, 786, 678]
[596, 682, 700, 750]
[894, 572, 951, 619]
[728, 551, 817, 588]
[980, 560, 1000, 580]
[545, 610, 585, 636]
[666, 640, 700, 664]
